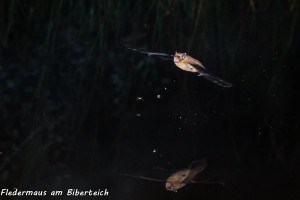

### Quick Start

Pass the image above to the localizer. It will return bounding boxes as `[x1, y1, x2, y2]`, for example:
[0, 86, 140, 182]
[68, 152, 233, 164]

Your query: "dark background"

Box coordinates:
[0, 0, 299, 199]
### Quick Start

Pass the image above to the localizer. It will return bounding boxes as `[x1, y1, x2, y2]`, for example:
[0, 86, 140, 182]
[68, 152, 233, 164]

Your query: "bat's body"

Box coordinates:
[165, 159, 207, 192]
[173, 52, 205, 72]
[127, 45, 233, 88]
[119, 159, 223, 192]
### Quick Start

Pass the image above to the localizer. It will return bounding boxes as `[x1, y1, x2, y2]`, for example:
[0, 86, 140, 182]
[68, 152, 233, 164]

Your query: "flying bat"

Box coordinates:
[119, 159, 224, 192]
[126, 45, 233, 88]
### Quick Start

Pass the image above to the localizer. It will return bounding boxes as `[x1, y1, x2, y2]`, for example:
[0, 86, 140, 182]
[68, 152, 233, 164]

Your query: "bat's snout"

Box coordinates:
[174, 56, 180, 63]
[165, 182, 177, 192]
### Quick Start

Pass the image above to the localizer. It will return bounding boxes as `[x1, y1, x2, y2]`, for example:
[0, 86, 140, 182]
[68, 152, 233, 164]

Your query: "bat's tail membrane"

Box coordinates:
[199, 70, 233, 88]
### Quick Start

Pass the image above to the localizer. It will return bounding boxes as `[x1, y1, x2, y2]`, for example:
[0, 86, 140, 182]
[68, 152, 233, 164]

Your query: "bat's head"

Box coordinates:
[174, 52, 187, 63]
[165, 181, 177, 192]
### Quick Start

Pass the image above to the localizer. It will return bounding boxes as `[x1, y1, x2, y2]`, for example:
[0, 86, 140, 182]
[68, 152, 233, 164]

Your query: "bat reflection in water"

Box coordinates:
[126, 45, 233, 88]
[120, 159, 224, 192]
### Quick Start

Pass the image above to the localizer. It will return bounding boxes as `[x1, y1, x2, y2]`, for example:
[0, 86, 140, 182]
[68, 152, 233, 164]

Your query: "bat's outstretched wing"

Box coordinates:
[197, 69, 233, 88]
[190, 180, 225, 186]
[186, 159, 225, 186]
[126, 44, 174, 60]
[189, 159, 208, 170]
[118, 173, 165, 182]
[181, 159, 207, 183]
